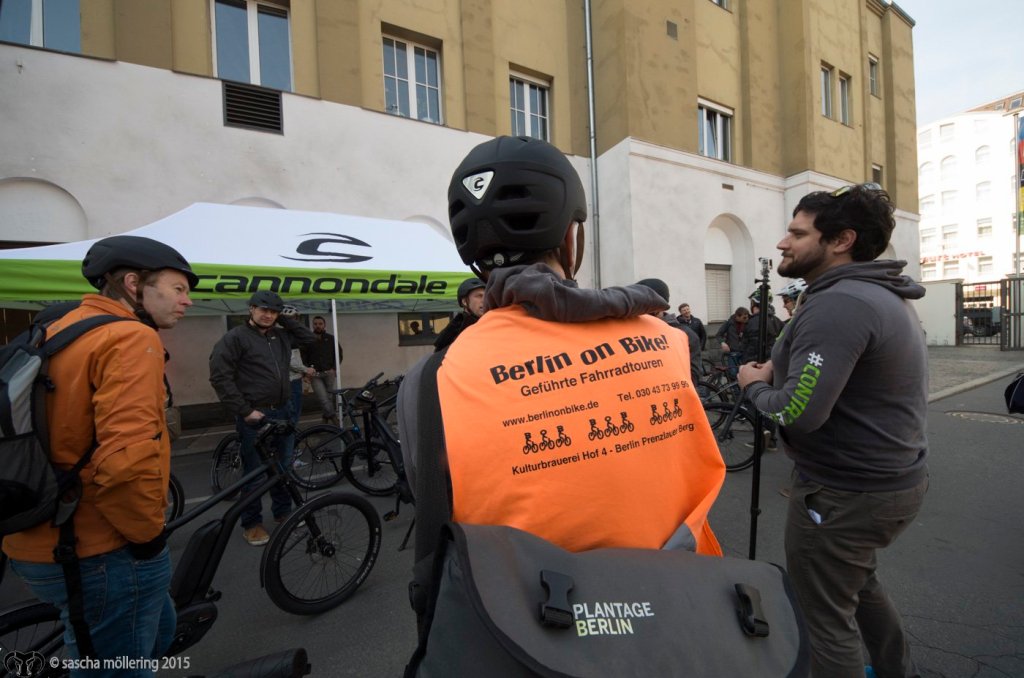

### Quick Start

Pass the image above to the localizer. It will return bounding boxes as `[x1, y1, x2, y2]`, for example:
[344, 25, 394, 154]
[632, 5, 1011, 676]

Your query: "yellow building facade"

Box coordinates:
[0, 0, 919, 405]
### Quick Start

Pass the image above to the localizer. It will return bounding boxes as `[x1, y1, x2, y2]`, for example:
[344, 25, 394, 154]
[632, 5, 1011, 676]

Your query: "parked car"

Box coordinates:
[963, 308, 1001, 337]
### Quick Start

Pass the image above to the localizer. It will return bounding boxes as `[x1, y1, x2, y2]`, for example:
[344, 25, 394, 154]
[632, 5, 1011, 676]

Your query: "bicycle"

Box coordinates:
[0, 419, 382, 673]
[209, 431, 242, 500]
[287, 373, 404, 496]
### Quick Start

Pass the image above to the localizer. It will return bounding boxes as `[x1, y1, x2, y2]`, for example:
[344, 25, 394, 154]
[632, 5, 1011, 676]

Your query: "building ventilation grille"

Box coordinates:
[223, 81, 283, 134]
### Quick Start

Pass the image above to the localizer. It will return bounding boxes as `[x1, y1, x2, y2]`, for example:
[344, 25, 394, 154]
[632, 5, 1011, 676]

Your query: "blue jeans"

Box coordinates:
[289, 379, 303, 426]
[236, 405, 294, 529]
[11, 547, 175, 677]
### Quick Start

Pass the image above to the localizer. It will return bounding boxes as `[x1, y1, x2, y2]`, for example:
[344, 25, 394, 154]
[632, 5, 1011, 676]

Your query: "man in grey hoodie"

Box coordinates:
[738, 183, 928, 678]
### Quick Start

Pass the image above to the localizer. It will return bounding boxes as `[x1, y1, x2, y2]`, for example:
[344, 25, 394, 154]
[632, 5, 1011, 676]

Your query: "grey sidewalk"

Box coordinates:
[172, 345, 1024, 458]
[926, 345, 1024, 402]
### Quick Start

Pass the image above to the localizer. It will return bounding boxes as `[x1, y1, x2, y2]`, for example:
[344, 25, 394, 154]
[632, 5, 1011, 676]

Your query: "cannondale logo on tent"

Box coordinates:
[463, 171, 494, 201]
[282, 233, 373, 264]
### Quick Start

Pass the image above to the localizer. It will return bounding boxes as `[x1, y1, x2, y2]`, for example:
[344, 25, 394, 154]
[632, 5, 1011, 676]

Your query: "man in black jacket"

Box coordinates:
[209, 291, 316, 546]
[301, 315, 344, 423]
[433, 277, 486, 352]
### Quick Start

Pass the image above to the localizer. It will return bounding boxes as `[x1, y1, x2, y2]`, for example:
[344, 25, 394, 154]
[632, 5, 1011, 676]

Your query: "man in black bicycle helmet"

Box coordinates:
[399, 137, 725, 647]
[433, 277, 487, 352]
[5, 235, 196, 667]
[209, 290, 316, 546]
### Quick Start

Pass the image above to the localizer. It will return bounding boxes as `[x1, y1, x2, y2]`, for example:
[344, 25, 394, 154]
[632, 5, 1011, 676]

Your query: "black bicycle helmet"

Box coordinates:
[82, 235, 198, 290]
[249, 290, 285, 311]
[448, 136, 587, 268]
[456, 277, 486, 305]
[636, 278, 670, 303]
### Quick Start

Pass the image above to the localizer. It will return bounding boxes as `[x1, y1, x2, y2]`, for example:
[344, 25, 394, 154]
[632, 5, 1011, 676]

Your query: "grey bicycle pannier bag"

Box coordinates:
[406, 522, 810, 678]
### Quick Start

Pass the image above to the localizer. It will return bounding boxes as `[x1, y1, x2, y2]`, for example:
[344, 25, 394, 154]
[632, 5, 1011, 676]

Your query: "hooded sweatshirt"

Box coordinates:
[745, 260, 928, 492]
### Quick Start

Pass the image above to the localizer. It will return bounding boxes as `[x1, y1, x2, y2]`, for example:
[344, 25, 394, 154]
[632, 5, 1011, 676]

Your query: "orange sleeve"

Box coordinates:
[89, 326, 170, 544]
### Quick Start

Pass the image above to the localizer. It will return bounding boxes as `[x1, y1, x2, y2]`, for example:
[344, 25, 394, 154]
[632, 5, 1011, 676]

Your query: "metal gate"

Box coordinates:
[956, 277, 1024, 350]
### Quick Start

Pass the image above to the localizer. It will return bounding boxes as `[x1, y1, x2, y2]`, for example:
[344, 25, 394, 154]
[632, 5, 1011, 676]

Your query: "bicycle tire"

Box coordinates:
[703, 403, 757, 472]
[0, 600, 68, 677]
[165, 472, 185, 523]
[696, 379, 725, 404]
[341, 441, 398, 496]
[210, 432, 243, 501]
[291, 425, 355, 491]
[380, 402, 400, 440]
[261, 491, 382, 615]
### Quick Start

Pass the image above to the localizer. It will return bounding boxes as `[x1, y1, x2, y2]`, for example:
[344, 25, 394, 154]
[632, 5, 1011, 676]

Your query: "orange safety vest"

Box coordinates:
[437, 306, 725, 555]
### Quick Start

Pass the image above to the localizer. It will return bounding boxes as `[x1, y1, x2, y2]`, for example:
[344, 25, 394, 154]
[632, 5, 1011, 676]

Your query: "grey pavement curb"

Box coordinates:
[927, 363, 1024, 403]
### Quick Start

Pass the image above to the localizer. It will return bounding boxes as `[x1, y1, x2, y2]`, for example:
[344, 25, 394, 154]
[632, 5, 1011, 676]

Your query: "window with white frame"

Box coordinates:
[919, 162, 934, 183]
[705, 265, 732, 323]
[820, 65, 833, 118]
[942, 260, 960, 277]
[941, 224, 958, 244]
[919, 228, 936, 250]
[382, 36, 442, 124]
[978, 256, 994, 275]
[976, 181, 991, 203]
[838, 74, 851, 125]
[939, 123, 954, 142]
[697, 99, 733, 162]
[213, 0, 291, 91]
[918, 129, 932, 147]
[510, 74, 549, 141]
[940, 155, 956, 182]
[941, 190, 957, 211]
[975, 145, 991, 165]
[868, 55, 879, 97]
[977, 217, 993, 237]
[920, 263, 936, 280]
[919, 194, 935, 216]
[0, 0, 80, 52]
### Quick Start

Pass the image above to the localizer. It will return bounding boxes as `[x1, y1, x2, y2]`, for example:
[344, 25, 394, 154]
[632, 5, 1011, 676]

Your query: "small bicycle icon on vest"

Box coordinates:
[523, 432, 539, 453]
[554, 425, 572, 447]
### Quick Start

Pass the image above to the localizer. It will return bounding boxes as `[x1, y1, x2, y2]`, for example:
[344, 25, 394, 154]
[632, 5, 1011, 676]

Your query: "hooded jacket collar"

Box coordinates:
[806, 259, 925, 300]
[484, 263, 668, 323]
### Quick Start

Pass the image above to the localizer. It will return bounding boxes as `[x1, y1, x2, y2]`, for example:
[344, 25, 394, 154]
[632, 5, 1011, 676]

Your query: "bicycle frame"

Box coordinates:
[162, 422, 313, 652]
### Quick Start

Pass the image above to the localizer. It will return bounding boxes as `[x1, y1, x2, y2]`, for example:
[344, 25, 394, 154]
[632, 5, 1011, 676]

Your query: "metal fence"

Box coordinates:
[956, 277, 1024, 350]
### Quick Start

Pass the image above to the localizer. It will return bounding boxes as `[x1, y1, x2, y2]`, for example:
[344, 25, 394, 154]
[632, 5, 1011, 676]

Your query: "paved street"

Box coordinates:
[2, 347, 1022, 676]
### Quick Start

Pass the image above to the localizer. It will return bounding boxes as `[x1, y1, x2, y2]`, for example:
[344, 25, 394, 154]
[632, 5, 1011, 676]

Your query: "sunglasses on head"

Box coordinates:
[830, 182, 882, 198]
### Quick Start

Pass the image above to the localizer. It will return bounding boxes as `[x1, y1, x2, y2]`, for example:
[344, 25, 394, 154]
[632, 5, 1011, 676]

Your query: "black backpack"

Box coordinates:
[0, 311, 132, 656]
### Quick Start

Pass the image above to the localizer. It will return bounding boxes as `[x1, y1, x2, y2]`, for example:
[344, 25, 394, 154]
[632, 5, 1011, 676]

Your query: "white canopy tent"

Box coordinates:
[0, 202, 468, 314]
[0, 203, 470, 398]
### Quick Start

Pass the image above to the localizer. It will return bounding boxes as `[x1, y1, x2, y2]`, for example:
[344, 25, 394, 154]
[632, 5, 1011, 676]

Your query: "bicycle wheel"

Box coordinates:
[341, 441, 398, 496]
[381, 403, 400, 440]
[696, 380, 725, 404]
[703, 403, 757, 472]
[165, 472, 185, 523]
[210, 432, 243, 500]
[0, 600, 68, 677]
[262, 491, 382, 615]
[291, 425, 355, 491]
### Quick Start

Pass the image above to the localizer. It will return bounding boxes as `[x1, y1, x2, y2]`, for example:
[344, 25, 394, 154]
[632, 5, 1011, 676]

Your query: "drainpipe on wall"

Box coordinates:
[584, 0, 601, 288]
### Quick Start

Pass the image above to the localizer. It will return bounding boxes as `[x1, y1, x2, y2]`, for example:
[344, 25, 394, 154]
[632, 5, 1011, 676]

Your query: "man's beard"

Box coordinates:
[314, 327, 324, 335]
[778, 246, 827, 279]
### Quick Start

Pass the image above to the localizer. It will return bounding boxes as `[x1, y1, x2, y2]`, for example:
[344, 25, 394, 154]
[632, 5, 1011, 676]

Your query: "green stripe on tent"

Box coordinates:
[0, 260, 463, 302]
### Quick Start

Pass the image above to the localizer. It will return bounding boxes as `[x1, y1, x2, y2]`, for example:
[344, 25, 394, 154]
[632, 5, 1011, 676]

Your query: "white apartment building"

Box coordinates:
[917, 92, 1024, 283]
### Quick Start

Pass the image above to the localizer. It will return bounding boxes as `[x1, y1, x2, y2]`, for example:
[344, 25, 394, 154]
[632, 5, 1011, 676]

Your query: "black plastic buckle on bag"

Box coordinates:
[539, 570, 575, 629]
[735, 584, 770, 637]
